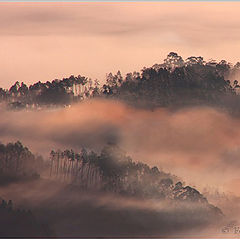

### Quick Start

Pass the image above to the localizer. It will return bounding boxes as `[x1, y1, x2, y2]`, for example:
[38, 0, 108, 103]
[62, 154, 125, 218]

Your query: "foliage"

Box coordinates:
[0, 141, 46, 183]
[49, 144, 208, 204]
[102, 55, 240, 111]
[1, 52, 240, 112]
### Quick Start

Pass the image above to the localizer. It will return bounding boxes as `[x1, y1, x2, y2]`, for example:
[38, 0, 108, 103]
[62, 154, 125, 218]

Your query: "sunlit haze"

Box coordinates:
[1, 2, 240, 88]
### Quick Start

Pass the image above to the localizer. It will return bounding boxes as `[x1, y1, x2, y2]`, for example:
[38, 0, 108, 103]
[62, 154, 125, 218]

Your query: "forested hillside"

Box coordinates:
[0, 140, 222, 216]
[0, 141, 46, 185]
[47, 144, 222, 218]
[1, 52, 240, 113]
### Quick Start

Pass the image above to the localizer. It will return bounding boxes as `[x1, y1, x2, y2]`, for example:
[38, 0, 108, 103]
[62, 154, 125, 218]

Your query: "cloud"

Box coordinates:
[1, 2, 240, 90]
[0, 2, 240, 41]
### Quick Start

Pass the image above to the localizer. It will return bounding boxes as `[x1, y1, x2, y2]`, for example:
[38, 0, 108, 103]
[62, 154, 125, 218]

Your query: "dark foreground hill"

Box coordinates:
[0, 179, 224, 238]
[0, 198, 54, 238]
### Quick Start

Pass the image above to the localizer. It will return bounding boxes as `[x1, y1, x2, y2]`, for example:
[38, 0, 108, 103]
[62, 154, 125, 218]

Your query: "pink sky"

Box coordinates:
[0, 2, 240, 89]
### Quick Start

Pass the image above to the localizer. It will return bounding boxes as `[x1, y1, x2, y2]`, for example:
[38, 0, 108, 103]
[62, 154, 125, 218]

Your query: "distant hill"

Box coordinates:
[1, 52, 240, 113]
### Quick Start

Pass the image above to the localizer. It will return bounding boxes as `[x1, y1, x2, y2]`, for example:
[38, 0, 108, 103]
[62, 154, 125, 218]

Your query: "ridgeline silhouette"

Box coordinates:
[1, 52, 240, 113]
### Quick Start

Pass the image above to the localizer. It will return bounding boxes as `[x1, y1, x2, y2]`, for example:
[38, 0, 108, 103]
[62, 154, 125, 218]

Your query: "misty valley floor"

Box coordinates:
[0, 178, 234, 238]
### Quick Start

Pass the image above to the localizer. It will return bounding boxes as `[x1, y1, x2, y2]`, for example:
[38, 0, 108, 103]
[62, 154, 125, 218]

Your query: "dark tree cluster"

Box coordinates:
[102, 52, 240, 111]
[0, 75, 100, 109]
[49, 144, 213, 205]
[49, 148, 102, 190]
[0, 198, 53, 238]
[0, 141, 46, 184]
[1, 52, 240, 112]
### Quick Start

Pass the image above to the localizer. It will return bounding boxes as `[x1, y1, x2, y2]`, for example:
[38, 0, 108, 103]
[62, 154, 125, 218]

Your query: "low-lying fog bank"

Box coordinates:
[0, 179, 236, 238]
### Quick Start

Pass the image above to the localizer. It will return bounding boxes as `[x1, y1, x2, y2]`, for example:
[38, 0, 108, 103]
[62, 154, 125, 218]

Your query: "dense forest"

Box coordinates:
[0, 75, 99, 109]
[0, 141, 46, 185]
[0, 140, 222, 217]
[49, 144, 222, 217]
[0, 140, 225, 238]
[1, 52, 240, 113]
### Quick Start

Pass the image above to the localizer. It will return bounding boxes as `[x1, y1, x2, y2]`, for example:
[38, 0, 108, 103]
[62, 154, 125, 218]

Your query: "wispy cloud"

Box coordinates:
[0, 2, 240, 89]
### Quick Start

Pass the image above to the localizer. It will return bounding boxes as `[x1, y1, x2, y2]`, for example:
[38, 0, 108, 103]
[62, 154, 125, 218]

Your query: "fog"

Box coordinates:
[0, 99, 240, 196]
[0, 179, 230, 238]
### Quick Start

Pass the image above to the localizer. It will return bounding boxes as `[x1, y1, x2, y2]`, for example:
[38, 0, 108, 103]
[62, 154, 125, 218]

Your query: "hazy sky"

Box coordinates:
[1, 2, 240, 89]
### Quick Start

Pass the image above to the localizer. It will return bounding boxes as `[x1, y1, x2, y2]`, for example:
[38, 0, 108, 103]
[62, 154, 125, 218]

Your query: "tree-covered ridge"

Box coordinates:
[49, 144, 218, 208]
[0, 140, 216, 206]
[0, 141, 223, 223]
[0, 141, 46, 184]
[103, 53, 240, 110]
[0, 75, 100, 108]
[1, 52, 240, 111]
